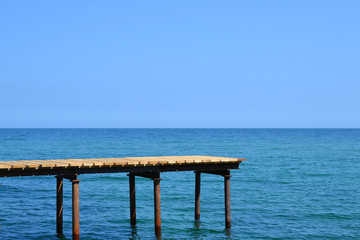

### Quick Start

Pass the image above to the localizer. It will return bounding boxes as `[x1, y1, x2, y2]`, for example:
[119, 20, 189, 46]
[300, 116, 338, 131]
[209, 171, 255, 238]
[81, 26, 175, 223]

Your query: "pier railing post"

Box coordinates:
[224, 174, 231, 229]
[72, 178, 80, 240]
[129, 173, 136, 226]
[153, 177, 161, 237]
[56, 176, 64, 238]
[195, 171, 201, 221]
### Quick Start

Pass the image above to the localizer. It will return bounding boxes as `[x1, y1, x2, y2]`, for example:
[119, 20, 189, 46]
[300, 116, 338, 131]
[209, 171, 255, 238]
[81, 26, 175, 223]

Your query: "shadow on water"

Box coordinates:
[187, 220, 234, 240]
[56, 233, 66, 239]
[224, 228, 232, 238]
[155, 232, 162, 240]
[129, 225, 140, 240]
[194, 220, 201, 229]
[187, 220, 204, 239]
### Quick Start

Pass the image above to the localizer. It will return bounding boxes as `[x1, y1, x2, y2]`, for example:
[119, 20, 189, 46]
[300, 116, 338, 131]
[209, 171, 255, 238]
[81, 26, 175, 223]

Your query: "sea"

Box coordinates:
[0, 128, 359, 240]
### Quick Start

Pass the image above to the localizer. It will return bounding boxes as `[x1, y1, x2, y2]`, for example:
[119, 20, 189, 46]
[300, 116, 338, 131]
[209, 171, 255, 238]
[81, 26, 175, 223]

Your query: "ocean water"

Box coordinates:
[0, 128, 359, 240]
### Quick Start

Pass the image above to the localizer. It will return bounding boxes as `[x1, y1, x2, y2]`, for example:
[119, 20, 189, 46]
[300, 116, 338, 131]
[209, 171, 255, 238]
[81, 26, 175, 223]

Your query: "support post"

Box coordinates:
[56, 176, 64, 238]
[129, 173, 136, 226]
[153, 177, 161, 237]
[195, 171, 201, 221]
[72, 179, 80, 240]
[224, 174, 231, 229]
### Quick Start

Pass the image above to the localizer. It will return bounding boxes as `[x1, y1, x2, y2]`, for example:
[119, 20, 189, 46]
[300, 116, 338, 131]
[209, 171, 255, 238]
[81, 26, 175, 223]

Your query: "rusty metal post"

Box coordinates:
[129, 173, 136, 226]
[153, 177, 161, 237]
[72, 179, 80, 240]
[224, 174, 231, 229]
[195, 171, 201, 221]
[56, 176, 64, 238]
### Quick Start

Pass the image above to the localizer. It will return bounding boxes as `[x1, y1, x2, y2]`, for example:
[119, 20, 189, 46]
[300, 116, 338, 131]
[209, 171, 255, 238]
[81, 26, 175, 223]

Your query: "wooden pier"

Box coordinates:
[0, 155, 245, 239]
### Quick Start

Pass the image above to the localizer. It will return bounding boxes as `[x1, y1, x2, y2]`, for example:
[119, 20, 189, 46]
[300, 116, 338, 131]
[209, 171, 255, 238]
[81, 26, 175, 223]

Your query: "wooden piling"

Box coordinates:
[0, 156, 245, 237]
[195, 171, 201, 221]
[129, 173, 136, 226]
[224, 175, 231, 229]
[153, 177, 161, 237]
[72, 179, 80, 240]
[56, 176, 64, 238]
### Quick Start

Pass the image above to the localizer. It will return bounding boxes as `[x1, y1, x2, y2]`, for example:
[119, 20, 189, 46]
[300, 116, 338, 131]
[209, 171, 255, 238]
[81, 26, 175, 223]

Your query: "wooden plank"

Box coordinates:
[62, 159, 99, 167]
[44, 160, 71, 168]
[129, 157, 169, 166]
[48, 160, 83, 168]
[0, 156, 245, 174]
[19, 161, 41, 169]
[143, 156, 184, 165]
[0, 161, 29, 169]
[1, 161, 40, 169]
[0, 162, 13, 170]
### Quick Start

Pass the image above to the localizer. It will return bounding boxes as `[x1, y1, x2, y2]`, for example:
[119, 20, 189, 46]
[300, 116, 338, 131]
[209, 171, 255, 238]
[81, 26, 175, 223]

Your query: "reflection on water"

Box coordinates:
[129, 225, 140, 240]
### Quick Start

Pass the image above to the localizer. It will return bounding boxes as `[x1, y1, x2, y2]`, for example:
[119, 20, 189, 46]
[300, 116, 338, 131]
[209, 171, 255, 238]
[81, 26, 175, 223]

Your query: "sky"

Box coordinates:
[0, 1, 359, 128]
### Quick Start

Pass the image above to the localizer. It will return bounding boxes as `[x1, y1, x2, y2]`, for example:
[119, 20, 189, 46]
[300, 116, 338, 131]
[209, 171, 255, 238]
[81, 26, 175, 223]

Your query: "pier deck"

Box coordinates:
[0, 155, 245, 239]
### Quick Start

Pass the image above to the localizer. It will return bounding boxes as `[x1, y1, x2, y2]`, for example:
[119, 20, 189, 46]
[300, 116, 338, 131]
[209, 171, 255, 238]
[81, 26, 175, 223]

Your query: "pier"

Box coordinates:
[0, 155, 245, 239]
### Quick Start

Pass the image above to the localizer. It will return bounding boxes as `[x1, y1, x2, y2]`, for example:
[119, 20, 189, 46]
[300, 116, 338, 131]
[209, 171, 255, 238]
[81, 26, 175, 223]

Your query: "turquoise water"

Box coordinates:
[0, 129, 359, 239]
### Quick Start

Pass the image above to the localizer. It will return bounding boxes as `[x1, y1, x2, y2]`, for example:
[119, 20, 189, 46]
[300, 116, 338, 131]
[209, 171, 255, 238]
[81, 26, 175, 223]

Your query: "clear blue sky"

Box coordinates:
[1, 1, 359, 128]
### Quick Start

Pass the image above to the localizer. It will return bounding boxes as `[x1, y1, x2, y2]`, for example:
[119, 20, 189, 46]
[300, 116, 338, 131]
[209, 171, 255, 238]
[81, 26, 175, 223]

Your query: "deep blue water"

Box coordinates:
[0, 129, 359, 240]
